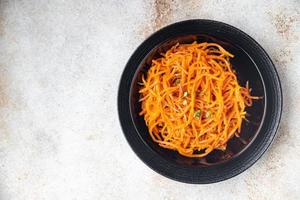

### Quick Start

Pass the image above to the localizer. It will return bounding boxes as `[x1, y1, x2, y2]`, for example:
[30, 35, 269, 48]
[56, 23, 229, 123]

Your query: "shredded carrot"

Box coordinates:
[139, 42, 260, 158]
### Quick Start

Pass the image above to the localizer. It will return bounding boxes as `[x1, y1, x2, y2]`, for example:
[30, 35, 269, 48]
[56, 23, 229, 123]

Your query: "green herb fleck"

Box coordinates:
[194, 110, 201, 118]
[175, 79, 180, 85]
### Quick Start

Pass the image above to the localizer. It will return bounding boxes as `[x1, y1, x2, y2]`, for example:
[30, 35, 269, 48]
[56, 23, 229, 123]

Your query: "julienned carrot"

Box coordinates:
[139, 42, 259, 158]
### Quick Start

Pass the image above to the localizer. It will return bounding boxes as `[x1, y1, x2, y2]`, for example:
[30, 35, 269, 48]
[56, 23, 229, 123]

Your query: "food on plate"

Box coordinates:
[139, 42, 260, 158]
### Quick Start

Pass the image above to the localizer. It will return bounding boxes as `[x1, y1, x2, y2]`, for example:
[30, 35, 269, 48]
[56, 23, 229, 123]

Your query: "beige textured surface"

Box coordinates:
[0, 0, 299, 199]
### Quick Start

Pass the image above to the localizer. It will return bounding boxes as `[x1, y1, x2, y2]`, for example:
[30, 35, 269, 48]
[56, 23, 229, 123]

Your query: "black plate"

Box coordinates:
[118, 19, 282, 184]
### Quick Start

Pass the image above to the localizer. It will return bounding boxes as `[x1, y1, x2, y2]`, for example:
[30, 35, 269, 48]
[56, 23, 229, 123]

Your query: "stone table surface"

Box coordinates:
[0, 0, 299, 199]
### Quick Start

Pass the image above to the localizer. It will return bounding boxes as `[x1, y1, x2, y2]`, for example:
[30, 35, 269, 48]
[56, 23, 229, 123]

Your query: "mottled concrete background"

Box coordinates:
[0, 0, 299, 199]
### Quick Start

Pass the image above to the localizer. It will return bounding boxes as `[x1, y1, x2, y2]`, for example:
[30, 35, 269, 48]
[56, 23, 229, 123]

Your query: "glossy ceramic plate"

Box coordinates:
[118, 19, 282, 184]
